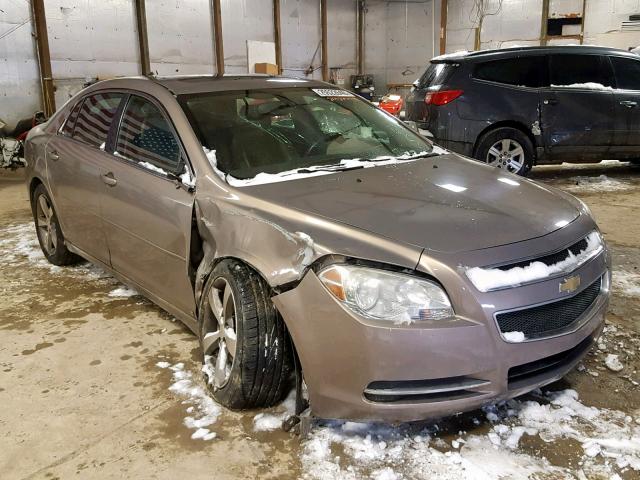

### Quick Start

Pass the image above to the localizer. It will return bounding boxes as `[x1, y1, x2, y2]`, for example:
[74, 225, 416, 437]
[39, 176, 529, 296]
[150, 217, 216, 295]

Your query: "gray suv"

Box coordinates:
[407, 45, 640, 175]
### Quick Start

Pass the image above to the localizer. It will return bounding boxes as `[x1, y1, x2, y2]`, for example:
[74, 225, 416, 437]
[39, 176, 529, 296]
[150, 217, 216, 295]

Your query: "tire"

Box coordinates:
[475, 127, 534, 176]
[198, 259, 292, 409]
[31, 184, 81, 266]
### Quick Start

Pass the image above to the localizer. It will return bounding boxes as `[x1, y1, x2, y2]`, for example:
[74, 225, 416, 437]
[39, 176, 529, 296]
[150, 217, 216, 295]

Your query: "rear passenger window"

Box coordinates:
[473, 57, 545, 88]
[549, 54, 613, 88]
[72, 93, 123, 148]
[60, 100, 83, 137]
[611, 56, 640, 90]
[115, 96, 181, 174]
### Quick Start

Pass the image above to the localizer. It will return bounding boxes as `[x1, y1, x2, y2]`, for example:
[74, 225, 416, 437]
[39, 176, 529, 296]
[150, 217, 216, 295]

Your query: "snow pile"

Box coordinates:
[564, 175, 631, 193]
[202, 145, 440, 187]
[466, 231, 602, 292]
[156, 361, 222, 441]
[252, 390, 296, 432]
[612, 269, 640, 297]
[503, 331, 526, 343]
[604, 354, 624, 372]
[107, 286, 139, 298]
[138, 161, 168, 175]
[432, 50, 469, 61]
[180, 167, 195, 188]
[300, 389, 640, 479]
[551, 83, 615, 91]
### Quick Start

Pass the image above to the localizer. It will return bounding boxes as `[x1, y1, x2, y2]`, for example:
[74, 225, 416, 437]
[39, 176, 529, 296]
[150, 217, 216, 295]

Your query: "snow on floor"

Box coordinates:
[300, 388, 640, 479]
[107, 286, 139, 298]
[156, 361, 222, 441]
[563, 175, 632, 193]
[612, 269, 640, 297]
[253, 389, 296, 432]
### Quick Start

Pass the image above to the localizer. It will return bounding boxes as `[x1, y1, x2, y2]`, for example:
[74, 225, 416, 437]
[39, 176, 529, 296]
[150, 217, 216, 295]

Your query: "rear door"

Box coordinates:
[542, 53, 616, 160]
[46, 92, 124, 265]
[99, 94, 196, 318]
[609, 55, 640, 157]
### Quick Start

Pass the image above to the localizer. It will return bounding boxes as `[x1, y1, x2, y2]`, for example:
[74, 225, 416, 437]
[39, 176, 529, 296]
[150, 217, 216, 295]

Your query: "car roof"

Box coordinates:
[432, 45, 639, 63]
[152, 75, 328, 95]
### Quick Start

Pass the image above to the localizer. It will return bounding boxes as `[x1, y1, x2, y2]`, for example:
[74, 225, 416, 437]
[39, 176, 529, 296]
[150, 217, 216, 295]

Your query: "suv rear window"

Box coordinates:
[549, 54, 613, 88]
[419, 63, 455, 88]
[473, 56, 546, 88]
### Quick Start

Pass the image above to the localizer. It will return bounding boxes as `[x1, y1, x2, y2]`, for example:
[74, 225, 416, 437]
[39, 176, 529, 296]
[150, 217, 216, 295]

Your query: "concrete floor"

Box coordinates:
[1, 162, 639, 479]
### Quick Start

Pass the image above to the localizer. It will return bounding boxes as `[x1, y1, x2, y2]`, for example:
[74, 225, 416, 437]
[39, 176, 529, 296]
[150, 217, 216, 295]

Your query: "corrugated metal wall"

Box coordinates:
[0, 1, 40, 129]
[445, 0, 640, 54]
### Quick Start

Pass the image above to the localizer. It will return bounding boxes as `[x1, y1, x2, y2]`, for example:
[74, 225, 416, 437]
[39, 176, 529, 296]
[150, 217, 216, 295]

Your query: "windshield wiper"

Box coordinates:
[295, 164, 365, 174]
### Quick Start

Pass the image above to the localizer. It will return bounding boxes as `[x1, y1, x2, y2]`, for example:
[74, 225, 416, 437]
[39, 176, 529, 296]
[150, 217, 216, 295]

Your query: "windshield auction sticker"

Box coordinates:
[312, 88, 354, 98]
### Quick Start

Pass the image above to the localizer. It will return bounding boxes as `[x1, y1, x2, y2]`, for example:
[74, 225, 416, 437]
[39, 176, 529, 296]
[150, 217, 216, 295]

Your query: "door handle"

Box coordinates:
[48, 150, 59, 161]
[101, 172, 117, 187]
[620, 100, 638, 108]
[543, 99, 558, 106]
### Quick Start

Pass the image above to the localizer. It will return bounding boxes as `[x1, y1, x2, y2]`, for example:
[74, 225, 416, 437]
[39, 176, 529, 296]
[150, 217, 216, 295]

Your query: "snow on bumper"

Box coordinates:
[272, 258, 609, 423]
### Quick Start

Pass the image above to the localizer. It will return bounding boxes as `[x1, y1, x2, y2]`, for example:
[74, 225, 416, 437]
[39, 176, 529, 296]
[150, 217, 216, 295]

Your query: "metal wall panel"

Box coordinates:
[365, 0, 435, 92]
[280, 0, 322, 79]
[146, 0, 214, 76]
[445, 0, 542, 52]
[222, 0, 274, 74]
[0, 1, 40, 129]
[327, 0, 357, 85]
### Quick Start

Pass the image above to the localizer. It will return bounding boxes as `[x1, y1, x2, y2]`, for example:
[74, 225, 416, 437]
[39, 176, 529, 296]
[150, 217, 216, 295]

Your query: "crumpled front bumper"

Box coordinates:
[272, 255, 609, 423]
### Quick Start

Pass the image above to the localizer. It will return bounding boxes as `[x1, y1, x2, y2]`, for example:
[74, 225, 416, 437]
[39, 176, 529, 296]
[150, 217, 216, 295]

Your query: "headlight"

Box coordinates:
[318, 265, 453, 324]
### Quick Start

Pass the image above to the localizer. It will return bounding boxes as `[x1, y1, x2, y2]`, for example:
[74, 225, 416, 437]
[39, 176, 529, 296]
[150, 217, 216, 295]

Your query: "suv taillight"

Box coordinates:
[425, 89, 463, 106]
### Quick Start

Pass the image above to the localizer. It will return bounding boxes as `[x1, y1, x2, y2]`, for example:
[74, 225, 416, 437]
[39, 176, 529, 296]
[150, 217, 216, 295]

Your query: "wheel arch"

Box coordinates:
[472, 120, 538, 164]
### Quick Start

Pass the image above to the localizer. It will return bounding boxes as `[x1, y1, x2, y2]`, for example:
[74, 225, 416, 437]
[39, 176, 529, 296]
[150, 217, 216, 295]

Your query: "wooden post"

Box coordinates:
[357, 0, 364, 75]
[439, 0, 447, 55]
[134, 0, 151, 76]
[540, 0, 549, 46]
[320, 0, 328, 81]
[212, 0, 225, 76]
[31, 0, 55, 116]
[273, 0, 283, 74]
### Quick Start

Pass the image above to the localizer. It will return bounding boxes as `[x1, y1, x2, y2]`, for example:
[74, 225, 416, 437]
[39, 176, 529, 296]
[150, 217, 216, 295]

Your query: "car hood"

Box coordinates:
[239, 154, 580, 254]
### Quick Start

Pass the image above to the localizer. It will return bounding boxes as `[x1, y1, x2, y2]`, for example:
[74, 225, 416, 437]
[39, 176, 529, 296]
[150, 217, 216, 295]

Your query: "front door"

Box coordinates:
[541, 53, 616, 161]
[46, 92, 125, 265]
[609, 55, 640, 158]
[99, 94, 196, 318]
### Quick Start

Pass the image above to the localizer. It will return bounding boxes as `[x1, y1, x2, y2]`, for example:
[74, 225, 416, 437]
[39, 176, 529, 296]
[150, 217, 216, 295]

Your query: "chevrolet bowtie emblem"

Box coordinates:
[559, 275, 581, 293]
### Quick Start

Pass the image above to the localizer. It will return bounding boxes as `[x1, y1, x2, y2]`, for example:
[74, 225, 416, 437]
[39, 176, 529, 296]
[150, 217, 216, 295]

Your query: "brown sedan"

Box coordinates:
[24, 76, 610, 422]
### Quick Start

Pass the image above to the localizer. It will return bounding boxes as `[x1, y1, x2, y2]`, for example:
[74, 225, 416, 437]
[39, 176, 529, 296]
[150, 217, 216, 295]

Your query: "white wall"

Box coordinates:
[0, 2, 40, 129]
[365, 0, 436, 92]
[445, 0, 640, 54]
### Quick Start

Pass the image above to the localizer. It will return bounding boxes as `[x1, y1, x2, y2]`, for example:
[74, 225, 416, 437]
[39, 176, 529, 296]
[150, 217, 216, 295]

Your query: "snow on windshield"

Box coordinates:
[203, 147, 441, 187]
[466, 231, 603, 292]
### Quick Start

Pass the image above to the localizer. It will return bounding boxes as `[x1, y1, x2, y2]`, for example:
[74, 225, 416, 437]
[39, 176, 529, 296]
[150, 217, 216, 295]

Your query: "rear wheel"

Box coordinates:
[32, 184, 81, 266]
[475, 127, 534, 176]
[199, 259, 292, 409]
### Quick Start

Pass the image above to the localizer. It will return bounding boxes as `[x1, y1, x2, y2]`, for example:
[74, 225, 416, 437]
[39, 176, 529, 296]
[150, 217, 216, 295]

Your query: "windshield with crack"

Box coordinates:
[179, 87, 433, 180]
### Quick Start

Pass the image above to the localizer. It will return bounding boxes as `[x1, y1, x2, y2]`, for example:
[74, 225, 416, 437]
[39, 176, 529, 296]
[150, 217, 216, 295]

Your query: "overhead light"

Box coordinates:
[437, 183, 467, 193]
[266, 78, 307, 83]
[555, 220, 570, 228]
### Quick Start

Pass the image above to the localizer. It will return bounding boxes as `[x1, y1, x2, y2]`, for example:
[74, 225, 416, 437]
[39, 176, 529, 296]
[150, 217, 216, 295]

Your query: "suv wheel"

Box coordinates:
[475, 127, 534, 176]
[199, 259, 292, 409]
[32, 184, 81, 266]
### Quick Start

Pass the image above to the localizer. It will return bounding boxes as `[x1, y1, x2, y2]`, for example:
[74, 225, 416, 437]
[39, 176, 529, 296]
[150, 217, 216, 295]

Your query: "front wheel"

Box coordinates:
[475, 127, 534, 176]
[199, 259, 292, 409]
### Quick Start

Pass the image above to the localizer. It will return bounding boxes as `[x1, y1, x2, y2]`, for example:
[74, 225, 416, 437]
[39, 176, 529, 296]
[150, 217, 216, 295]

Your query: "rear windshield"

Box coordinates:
[419, 63, 456, 88]
[179, 87, 431, 179]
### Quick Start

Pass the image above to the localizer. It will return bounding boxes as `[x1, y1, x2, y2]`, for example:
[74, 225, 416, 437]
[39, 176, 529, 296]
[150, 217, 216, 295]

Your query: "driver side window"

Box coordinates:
[115, 96, 182, 174]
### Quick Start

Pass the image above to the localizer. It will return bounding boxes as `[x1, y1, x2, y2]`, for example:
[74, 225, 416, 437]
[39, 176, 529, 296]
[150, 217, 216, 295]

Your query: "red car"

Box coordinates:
[378, 93, 404, 117]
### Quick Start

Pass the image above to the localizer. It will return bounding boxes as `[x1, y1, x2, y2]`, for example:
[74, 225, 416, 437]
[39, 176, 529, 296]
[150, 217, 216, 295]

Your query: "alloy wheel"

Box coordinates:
[202, 277, 237, 390]
[486, 138, 525, 173]
[36, 194, 57, 256]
